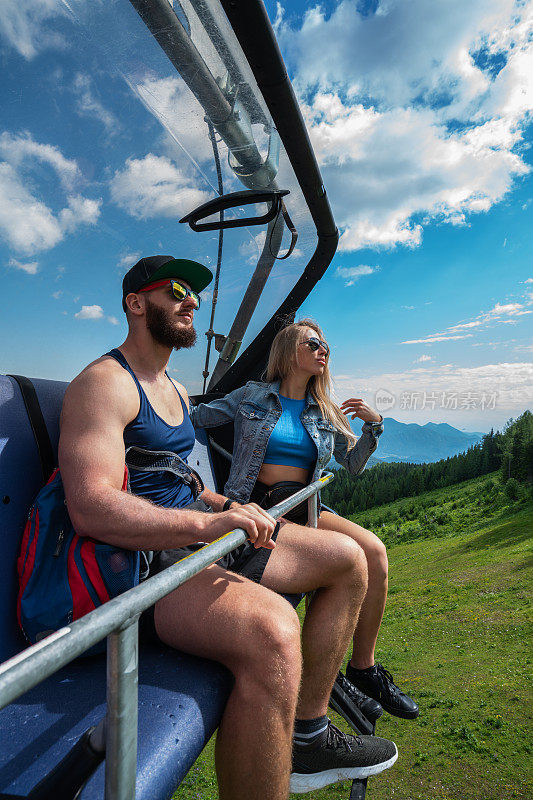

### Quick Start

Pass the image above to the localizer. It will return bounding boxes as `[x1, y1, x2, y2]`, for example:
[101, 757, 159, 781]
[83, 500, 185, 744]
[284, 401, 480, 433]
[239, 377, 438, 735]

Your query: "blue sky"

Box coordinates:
[1, 0, 532, 432]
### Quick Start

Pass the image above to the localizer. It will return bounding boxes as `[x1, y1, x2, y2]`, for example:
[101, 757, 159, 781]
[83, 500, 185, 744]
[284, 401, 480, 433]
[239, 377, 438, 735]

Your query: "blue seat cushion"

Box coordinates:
[0, 645, 233, 800]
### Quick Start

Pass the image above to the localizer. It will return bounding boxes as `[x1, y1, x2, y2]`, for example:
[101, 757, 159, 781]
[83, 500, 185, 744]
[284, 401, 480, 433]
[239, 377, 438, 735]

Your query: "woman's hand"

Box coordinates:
[340, 398, 382, 424]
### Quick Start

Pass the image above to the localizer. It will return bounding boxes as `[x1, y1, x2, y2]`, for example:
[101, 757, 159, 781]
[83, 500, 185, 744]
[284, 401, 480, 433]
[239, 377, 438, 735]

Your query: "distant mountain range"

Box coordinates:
[351, 418, 485, 465]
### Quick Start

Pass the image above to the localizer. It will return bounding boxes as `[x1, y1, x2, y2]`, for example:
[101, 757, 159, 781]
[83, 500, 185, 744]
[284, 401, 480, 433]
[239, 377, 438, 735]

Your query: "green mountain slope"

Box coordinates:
[177, 477, 532, 800]
[352, 471, 531, 548]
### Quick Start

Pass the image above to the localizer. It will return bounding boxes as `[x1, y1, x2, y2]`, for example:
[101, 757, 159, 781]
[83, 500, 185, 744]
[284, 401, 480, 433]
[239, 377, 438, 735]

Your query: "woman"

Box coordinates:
[191, 319, 418, 720]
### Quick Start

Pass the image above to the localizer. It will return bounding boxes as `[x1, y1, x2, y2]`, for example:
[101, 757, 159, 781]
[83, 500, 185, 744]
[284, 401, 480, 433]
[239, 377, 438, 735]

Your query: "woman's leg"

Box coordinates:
[317, 510, 419, 719]
[317, 510, 388, 669]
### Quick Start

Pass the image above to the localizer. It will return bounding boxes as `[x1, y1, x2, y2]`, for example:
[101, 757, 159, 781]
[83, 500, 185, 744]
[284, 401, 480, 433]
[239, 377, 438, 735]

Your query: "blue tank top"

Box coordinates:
[263, 395, 317, 469]
[105, 349, 195, 508]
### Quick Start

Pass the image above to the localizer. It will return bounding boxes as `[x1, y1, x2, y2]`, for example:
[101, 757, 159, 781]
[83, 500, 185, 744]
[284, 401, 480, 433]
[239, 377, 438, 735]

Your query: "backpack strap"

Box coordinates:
[125, 445, 204, 499]
[9, 374, 55, 485]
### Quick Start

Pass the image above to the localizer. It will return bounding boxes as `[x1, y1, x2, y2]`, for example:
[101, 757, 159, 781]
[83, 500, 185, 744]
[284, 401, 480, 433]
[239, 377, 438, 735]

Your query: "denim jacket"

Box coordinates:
[190, 381, 383, 503]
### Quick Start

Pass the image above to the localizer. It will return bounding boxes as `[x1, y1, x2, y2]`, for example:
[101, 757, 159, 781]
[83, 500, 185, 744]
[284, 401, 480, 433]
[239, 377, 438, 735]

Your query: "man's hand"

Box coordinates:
[202, 503, 277, 550]
[340, 398, 382, 424]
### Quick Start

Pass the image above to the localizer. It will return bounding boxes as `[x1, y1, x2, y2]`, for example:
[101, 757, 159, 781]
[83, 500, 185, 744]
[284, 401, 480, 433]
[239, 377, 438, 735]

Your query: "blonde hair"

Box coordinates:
[266, 318, 357, 451]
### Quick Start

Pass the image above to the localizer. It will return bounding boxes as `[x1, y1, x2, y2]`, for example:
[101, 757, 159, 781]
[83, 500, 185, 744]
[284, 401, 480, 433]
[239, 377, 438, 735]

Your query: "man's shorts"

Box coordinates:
[140, 496, 280, 642]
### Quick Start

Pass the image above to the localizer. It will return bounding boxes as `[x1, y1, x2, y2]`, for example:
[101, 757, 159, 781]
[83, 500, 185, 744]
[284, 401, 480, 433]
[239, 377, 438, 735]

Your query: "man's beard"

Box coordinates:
[145, 299, 197, 350]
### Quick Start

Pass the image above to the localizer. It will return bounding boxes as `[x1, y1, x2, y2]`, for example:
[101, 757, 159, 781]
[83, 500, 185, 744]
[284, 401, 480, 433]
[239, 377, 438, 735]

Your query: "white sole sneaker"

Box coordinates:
[290, 744, 398, 794]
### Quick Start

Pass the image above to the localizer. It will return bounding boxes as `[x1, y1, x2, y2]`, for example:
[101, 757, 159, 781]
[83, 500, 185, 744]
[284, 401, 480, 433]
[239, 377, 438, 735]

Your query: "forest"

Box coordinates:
[322, 410, 533, 516]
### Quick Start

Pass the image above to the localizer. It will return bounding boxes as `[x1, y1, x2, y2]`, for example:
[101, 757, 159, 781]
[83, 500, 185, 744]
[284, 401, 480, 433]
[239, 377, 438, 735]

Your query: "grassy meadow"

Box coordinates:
[176, 474, 533, 800]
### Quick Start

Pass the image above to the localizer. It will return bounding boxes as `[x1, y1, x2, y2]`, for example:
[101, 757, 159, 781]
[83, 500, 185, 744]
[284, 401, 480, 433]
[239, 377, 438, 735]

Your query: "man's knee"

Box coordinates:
[231, 596, 302, 694]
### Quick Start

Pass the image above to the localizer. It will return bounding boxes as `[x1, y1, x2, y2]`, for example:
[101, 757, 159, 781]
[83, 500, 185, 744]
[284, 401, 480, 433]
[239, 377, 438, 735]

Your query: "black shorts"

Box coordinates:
[139, 497, 280, 642]
[250, 479, 322, 526]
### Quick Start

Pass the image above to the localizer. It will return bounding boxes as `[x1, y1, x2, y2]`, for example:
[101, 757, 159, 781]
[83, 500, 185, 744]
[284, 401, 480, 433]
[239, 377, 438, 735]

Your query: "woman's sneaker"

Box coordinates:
[290, 720, 398, 794]
[347, 662, 419, 719]
[329, 671, 383, 734]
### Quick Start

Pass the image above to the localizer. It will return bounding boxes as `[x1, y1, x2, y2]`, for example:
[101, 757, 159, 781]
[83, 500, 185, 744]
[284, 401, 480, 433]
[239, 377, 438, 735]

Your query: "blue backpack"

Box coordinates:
[17, 466, 139, 645]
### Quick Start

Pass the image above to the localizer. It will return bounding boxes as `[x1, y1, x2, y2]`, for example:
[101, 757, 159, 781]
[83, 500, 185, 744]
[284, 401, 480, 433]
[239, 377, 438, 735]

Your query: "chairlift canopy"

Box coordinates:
[0, 0, 337, 393]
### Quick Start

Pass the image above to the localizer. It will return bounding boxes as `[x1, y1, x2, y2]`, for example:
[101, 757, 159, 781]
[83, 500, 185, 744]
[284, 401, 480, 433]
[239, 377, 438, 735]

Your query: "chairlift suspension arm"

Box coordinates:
[128, 0, 267, 177]
[202, 118, 225, 393]
[188, 0, 269, 127]
[208, 210, 284, 388]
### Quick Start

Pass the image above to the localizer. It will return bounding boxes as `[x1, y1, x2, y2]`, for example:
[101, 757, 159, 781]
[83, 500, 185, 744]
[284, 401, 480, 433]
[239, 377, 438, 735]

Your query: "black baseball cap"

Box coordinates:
[122, 255, 213, 310]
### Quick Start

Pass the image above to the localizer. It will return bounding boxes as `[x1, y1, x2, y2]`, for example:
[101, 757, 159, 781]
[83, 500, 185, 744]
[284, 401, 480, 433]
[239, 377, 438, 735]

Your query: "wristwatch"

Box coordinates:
[362, 416, 384, 437]
[222, 498, 237, 512]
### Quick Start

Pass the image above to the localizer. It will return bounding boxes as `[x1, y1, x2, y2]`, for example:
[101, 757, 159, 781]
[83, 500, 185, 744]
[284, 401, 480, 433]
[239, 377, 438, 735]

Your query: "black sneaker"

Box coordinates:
[290, 721, 398, 793]
[329, 671, 383, 734]
[347, 662, 419, 719]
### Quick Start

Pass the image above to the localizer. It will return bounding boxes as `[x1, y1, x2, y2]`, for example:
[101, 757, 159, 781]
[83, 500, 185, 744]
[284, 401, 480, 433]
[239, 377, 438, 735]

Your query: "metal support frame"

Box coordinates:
[105, 619, 139, 800]
[0, 473, 334, 800]
[308, 491, 319, 529]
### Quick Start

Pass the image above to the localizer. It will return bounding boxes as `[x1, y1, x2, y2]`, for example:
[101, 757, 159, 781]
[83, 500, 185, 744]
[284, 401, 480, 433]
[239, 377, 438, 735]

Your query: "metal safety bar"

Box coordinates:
[0, 472, 334, 799]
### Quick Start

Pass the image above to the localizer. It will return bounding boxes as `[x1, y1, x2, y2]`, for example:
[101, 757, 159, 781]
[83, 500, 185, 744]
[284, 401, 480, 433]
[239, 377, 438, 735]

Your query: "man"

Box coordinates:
[59, 255, 398, 799]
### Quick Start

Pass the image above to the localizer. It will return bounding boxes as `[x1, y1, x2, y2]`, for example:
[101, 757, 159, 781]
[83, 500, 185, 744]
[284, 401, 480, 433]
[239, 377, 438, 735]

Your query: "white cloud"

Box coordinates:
[303, 94, 529, 251]
[487, 302, 525, 316]
[239, 231, 267, 264]
[0, 134, 101, 254]
[525, 278, 533, 284]
[133, 77, 213, 165]
[52, 290, 62, 299]
[0, 132, 79, 191]
[110, 154, 210, 220]
[73, 74, 118, 133]
[73, 306, 119, 325]
[59, 195, 101, 233]
[0, 162, 63, 252]
[1, 0, 68, 60]
[333, 361, 533, 417]
[402, 334, 474, 344]
[335, 264, 378, 286]
[404, 296, 533, 344]
[75, 305, 104, 320]
[278, 0, 533, 251]
[8, 257, 39, 274]
[415, 355, 433, 363]
[117, 252, 141, 270]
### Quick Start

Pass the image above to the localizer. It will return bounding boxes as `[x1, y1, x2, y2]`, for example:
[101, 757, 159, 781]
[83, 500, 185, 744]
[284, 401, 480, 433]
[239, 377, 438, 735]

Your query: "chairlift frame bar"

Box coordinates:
[0, 474, 333, 799]
[128, 0, 274, 184]
[210, 0, 339, 392]
[129, 0, 339, 391]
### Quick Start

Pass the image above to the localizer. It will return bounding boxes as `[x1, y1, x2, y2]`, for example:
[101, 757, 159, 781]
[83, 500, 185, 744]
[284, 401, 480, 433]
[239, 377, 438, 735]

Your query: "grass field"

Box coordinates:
[176, 475, 533, 799]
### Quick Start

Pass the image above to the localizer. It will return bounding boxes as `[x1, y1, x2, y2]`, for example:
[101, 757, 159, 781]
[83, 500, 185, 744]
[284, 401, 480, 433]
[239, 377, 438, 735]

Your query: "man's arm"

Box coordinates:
[59, 361, 275, 550]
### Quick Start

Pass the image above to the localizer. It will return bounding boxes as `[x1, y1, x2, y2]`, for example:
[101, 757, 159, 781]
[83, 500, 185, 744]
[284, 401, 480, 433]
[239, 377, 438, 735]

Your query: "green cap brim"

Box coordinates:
[143, 258, 213, 294]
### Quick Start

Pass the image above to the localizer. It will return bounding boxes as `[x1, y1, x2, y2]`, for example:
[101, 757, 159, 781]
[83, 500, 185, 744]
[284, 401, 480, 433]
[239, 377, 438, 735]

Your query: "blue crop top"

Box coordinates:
[263, 395, 317, 469]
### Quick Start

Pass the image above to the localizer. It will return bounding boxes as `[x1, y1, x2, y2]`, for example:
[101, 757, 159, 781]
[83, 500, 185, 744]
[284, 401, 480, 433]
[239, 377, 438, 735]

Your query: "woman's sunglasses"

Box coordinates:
[138, 279, 201, 310]
[302, 336, 329, 356]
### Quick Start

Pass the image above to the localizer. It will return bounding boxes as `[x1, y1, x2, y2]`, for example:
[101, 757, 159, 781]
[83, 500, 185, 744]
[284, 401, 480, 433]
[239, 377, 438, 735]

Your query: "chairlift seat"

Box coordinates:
[0, 374, 234, 799]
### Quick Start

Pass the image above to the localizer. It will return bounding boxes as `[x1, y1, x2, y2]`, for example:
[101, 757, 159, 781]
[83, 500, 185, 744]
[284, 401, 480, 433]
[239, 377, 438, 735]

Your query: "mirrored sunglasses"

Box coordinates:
[138, 279, 201, 310]
[302, 336, 329, 356]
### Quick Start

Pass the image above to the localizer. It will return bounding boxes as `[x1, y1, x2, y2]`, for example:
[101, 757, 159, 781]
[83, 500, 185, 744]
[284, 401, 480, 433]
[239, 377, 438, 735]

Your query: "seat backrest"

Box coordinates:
[0, 375, 67, 661]
[0, 374, 220, 663]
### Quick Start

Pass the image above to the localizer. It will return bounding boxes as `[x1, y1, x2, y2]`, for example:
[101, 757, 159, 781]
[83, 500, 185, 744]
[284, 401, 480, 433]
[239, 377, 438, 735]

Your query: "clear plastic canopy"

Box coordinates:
[1, 0, 318, 392]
